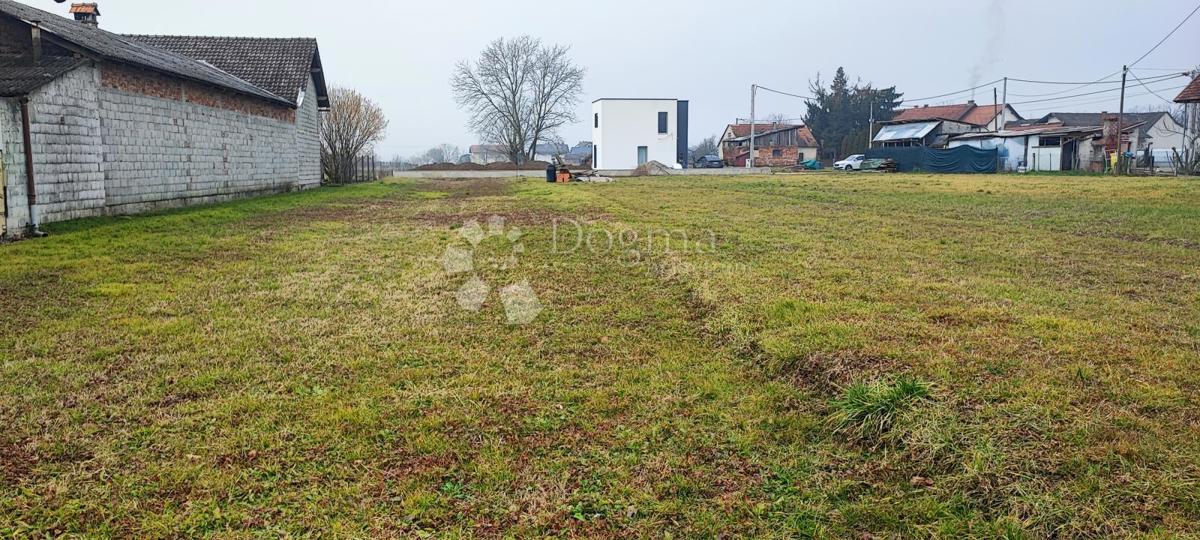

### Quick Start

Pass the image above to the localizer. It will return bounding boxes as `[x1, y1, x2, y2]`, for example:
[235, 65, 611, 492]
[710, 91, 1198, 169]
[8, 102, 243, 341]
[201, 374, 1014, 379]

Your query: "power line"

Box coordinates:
[755, 85, 813, 101]
[1006, 72, 1180, 98]
[1007, 75, 1127, 85]
[904, 78, 1003, 103]
[1129, 1, 1200, 67]
[1007, 75, 1189, 105]
[1015, 84, 1189, 114]
[1128, 69, 1181, 104]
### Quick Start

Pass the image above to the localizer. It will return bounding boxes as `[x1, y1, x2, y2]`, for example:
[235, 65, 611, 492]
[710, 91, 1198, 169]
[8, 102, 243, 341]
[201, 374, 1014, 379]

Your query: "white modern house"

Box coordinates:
[592, 98, 689, 170]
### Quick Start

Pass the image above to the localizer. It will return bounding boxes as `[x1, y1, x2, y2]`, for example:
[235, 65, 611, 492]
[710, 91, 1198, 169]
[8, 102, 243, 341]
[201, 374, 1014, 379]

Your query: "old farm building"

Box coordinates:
[0, 1, 328, 238]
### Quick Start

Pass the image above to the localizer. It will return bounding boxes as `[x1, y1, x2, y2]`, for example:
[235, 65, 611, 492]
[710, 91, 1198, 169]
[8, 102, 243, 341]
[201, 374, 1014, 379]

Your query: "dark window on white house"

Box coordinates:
[1039, 136, 1062, 147]
[594, 113, 599, 128]
[657, 112, 668, 134]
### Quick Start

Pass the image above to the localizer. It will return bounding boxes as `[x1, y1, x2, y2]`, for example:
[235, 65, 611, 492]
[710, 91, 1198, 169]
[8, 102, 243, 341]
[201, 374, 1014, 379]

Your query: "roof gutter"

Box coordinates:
[19, 97, 45, 237]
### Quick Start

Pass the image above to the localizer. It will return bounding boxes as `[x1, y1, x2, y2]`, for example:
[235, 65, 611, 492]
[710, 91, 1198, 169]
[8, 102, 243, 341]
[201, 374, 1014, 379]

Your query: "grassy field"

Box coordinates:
[2, 173, 1199, 538]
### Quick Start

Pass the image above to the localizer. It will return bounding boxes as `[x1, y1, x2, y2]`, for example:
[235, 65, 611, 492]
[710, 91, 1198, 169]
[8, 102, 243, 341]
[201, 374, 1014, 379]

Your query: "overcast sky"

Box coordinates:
[15, 0, 1200, 159]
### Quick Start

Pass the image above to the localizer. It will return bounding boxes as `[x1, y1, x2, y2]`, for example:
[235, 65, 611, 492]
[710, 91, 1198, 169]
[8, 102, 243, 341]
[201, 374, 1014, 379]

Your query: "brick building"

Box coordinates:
[0, 0, 329, 238]
[719, 123, 819, 167]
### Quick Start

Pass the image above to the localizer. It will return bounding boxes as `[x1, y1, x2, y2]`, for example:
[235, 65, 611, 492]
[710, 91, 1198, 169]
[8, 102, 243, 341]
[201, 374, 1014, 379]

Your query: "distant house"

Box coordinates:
[874, 100, 1022, 148]
[1176, 75, 1199, 163]
[0, 0, 327, 238]
[592, 98, 689, 170]
[1035, 112, 1184, 153]
[719, 123, 819, 167]
[469, 145, 507, 164]
[1175, 75, 1200, 103]
[469, 143, 569, 164]
[533, 142, 569, 162]
[892, 101, 1021, 131]
[563, 141, 593, 166]
[949, 116, 1145, 172]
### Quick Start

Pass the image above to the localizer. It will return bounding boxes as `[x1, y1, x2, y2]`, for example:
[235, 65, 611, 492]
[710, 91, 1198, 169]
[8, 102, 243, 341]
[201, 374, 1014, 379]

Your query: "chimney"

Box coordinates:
[967, 99, 976, 106]
[70, 3, 100, 27]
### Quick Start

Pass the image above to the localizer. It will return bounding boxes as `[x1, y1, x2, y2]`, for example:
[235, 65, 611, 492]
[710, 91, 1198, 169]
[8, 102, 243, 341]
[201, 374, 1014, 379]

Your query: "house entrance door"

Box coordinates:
[637, 146, 648, 166]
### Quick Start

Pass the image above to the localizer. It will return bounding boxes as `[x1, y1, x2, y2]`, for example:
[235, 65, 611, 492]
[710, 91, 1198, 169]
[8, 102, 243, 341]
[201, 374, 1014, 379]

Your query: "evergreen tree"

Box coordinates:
[804, 68, 903, 160]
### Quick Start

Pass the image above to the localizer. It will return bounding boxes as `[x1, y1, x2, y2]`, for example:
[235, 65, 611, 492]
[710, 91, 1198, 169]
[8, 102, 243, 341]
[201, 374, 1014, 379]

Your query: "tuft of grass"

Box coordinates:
[830, 377, 932, 441]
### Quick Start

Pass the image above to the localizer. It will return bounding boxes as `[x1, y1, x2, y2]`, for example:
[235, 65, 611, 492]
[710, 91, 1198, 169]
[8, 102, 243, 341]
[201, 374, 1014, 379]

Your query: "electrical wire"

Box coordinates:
[1006, 74, 1126, 85]
[1007, 75, 1189, 105]
[1129, 1, 1200, 67]
[904, 78, 1004, 103]
[1014, 84, 1189, 115]
[1006, 72, 1180, 98]
[1129, 69, 1183, 104]
[754, 85, 813, 101]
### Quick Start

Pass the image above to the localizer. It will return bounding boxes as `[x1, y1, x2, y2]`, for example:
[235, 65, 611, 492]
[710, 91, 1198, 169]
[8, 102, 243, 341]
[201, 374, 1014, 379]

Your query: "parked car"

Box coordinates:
[694, 154, 725, 169]
[834, 154, 865, 171]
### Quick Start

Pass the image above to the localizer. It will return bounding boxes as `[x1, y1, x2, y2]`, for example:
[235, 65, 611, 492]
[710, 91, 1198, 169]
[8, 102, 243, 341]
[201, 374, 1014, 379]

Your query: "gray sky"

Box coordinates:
[16, 0, 1200, 159]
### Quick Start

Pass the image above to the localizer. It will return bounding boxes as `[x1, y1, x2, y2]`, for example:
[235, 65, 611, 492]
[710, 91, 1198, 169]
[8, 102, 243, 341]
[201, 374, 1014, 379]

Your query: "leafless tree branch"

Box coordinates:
[451, 36, 584, 163]
[321, 86, 389, 184]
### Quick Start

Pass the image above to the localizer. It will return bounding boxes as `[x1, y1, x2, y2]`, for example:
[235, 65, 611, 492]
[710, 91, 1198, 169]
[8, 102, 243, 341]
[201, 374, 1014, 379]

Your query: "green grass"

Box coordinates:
[1, 173, 1199, 538]
[830, 377, 932, 441]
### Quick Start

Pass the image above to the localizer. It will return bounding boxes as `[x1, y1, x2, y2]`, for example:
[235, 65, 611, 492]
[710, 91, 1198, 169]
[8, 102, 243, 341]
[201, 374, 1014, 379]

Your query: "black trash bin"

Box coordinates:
[546, 164, 557, 183]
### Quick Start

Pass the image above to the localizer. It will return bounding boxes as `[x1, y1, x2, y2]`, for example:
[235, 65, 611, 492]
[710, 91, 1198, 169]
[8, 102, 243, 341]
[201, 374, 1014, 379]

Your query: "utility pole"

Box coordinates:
[748, 84, 757, 168]
[1186, 67, 1199, 167]
[994, 87, 1000, 173]
[1116, 65, 1128, 175]
[868, 100, 874, 151]
[1001, 77, 1008, 130]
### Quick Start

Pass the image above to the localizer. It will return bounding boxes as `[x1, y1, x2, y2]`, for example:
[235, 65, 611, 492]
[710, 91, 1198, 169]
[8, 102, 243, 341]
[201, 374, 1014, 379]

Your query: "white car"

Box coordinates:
[835, 154, 865, 171]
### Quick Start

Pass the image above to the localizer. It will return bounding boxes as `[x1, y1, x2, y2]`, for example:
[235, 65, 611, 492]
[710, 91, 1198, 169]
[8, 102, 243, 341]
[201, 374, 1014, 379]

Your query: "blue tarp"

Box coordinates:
[866, 146, 998, 173]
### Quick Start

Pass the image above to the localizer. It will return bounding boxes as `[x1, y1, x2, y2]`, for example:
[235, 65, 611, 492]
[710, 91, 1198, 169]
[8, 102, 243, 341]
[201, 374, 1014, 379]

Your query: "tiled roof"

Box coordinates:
[793, 126, 819, 147]
[959, 104, 1006, 126]
[724, 124, 818, 147]
[893, 104, 974, 123]
[727, 123, 798, 138]
[0, 56, 87, 97]
[0, 0, 290, 105]
[125, 35, 328, 108]
[1174, 75, 1200, 103]
[1041, 111, 1166, 127]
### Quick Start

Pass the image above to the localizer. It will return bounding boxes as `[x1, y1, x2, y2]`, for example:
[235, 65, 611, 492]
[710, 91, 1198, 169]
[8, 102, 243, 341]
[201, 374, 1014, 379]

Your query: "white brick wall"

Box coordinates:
[1, 64, 322, 238]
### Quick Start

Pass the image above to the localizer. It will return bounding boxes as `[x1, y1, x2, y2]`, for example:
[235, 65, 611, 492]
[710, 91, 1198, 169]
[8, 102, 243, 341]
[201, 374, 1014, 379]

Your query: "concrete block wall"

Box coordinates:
[294, 76, 322, 189]
[1, 65, 105, 235]
[1, 98, 28, 235]
[98, 65, 307, 214]
[1, 62, 321, 238]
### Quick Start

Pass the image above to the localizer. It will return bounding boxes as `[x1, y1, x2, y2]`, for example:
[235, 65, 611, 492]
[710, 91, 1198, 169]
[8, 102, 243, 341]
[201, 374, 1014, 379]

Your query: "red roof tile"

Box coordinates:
[727, 123, 799, 138]
[724, 124, 818, 147]
[893, 103, 974, 123]
[960, 104, 1005, 126]
[1175, 75, 1200, 103]
[794, 126, 818, 147]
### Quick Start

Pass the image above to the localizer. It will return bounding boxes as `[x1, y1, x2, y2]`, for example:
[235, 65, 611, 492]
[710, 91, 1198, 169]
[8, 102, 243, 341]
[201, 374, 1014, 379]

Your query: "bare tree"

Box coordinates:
[431, 144, 463, 164]
[689, 135, 718, 161]
[321, 86, 389, 184]
[451, 36, 584, 163]
[764, 113, 792, 124]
